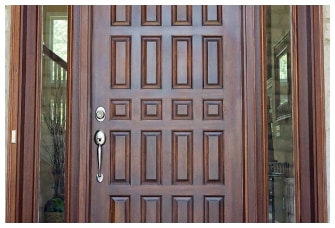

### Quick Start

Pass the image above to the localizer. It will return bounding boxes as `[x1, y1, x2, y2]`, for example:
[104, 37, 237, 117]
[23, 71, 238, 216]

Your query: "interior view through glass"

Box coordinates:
[266, 5, 295, 223]
[39, 5, 68, 223]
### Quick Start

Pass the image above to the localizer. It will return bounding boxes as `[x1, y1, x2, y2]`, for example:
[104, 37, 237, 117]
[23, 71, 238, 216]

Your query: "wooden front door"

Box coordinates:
[90, 5, 243, 222]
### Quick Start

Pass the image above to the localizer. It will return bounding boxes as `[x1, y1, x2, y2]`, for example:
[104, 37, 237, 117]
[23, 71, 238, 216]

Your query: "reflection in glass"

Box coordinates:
[279, 54, 288, 105]
[266, 6, 295, 223]
[279, 54, 287, 80]
[39, 6, 68, 223]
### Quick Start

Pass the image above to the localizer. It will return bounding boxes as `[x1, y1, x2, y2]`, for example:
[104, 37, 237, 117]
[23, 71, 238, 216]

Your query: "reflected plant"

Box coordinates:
[42, 64, 66, 194]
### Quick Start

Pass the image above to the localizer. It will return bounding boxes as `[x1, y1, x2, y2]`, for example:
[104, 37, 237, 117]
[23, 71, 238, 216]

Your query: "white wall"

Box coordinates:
[323, 5, 330, 223]
[5, 5, 11, 183]
[4, 6, 11, 221]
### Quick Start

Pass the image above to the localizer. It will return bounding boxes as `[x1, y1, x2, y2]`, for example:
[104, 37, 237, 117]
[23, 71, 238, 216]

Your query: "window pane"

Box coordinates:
[266, 6, 295, 223]
[39, 5, 68, 223]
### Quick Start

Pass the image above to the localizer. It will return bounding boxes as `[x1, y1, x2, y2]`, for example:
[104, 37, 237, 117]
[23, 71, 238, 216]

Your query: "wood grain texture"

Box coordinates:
[111, 5, 131, 26]
[15, 6, 41, 222]
[90, 5, 242, 222]
[202, 6, 222, 26]
[311, 6, 327, 222]
[67, 5, 92, 222]
[141, 5, 161, 26]
[243, 6, 267, 222]
[172, 36, 192, 88]
[6, 5, 21, 222]
[172, 6, 192, 26]
[141, 36, 162, 89]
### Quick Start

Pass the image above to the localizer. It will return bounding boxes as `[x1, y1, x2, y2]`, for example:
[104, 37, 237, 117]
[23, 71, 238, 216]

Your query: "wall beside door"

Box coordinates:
[323, 5, 330, 222]
[5, 5, 11, 176]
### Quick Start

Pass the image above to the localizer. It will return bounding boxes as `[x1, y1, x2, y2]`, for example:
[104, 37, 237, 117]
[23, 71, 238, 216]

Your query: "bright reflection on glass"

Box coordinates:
[266, 6, 295, 223]
[39, 6, 68, 223]
[279, 54, 287, 80]
[53, 19, 68, 61]
[279, 54, 288, 105]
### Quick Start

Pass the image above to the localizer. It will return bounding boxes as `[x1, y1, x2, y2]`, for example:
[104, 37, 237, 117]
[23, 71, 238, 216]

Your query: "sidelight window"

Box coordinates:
[39, 5, 68, 223]
[265, 5, 295, 223]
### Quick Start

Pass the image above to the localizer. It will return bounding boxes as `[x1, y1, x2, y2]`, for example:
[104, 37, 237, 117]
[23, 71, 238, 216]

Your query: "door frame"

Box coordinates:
[5, 5, 327, 222]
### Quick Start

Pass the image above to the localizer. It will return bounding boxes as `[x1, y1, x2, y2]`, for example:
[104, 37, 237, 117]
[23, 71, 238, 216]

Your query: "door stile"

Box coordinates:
[310, 6, 327, 223]
[66, 5, 92, 222]
[19, 5, 42, 222]
[222, 5, 244, 222]
[242, 5, 268, 222]
[6, 5, 21, 222]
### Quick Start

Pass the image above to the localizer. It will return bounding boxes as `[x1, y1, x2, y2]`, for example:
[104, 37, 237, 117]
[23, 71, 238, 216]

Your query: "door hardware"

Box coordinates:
[96, 107, 106, 122]
[94, 130, 106, 182]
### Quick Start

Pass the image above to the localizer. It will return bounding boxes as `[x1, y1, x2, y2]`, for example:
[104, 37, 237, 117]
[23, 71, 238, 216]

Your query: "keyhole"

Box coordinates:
[96, 107, 106, 122]
[97, 110, 104, 119]
[95, 130, 106, 146]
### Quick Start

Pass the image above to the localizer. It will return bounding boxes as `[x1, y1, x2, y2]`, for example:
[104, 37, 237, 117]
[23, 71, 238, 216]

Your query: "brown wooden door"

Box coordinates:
[90, 5, 243, 222]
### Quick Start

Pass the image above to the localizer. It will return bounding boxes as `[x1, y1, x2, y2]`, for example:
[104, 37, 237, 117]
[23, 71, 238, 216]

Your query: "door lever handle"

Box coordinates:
[94, 130, 106, 183]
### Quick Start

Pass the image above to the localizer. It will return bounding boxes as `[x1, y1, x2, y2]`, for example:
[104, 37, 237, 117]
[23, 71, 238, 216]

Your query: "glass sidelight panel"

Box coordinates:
[265, 6, 295, 222]
[39, 6, 68, 223]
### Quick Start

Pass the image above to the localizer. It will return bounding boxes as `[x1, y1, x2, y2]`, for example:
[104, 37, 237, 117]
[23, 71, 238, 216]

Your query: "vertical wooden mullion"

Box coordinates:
[242, 5, 257, 222]
[15, 5, 41, 222]
[291, 6, 300, 222]
[65, 5, 73, 223]
[292, 5, 312, 222]
[292, 5, 327, 222]
[243, 6, 267, 222]
[6, 5, 21, 223]
[67, 5, 91, 222]
[255, 6, 268, 223]
[33, 5, 42, 222]
[310, 6, 327, 223]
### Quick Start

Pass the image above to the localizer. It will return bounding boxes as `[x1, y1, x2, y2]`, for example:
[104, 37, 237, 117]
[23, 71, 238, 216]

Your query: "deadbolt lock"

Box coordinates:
[95, 107, 106, 122]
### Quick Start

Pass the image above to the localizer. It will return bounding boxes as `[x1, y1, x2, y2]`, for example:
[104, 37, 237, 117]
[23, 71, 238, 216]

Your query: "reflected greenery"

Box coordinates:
[39, 5, 68, 223]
